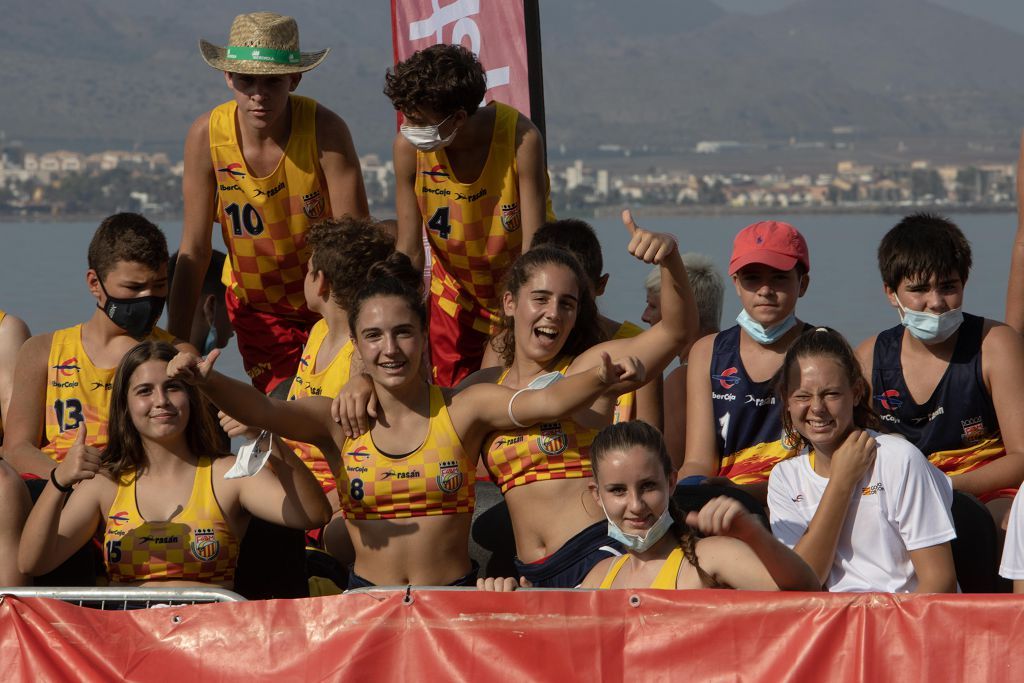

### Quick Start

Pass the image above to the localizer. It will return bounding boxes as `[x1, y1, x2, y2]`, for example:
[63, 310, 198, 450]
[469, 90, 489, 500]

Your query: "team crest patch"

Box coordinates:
[538, 424, 568, 455]
[303, 191, 326, 219]
[190, 528, 220, 562]
[436, 460, 464, 494]
[961, 416, 985, 445]
[500, 203, 521, 232]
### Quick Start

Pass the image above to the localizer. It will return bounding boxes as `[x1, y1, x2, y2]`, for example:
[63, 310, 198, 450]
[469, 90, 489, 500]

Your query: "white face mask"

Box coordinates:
[894, 294, 964, 344]
[400, 114, 457, 152]
[600, 500, 674, 553]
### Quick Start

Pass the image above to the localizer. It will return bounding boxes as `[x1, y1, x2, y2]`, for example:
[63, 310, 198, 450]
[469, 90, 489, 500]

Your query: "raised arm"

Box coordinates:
[514, 117, 549, 251]
[1006, 130, 1024, 333]
[3, 334, 61, 477]
[393, 134, 425, 272]
[169, 114, 216, 341]
[573, 211, 698, 381]
[451, 353, 644, 445]
[18, 427, 104, 575]
[316, 105, 369, 219]
[167, 350, 339, 457]
[237, 435, 332, 530]
[688, 496, 819, 591]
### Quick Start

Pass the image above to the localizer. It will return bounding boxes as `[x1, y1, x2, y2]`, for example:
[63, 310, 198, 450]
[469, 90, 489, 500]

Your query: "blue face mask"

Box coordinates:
[736, 309, 797, 345]
[895, 295, 963, 344]
[202, 326, 219, 355]
[601, 502, 674, 553]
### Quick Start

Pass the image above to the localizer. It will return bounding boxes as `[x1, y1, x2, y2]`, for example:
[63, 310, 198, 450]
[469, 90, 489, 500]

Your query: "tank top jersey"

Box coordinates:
[600, 547, 684, 589]
[282, 319, 354, 492]
[611, 321, 644, 423]
[871, 313, 1005, 478]
[104, 457, 240, 585]
[209, 95, 330, 317]
[336, 385, 475, 520]
[485, 356, 600, 494]
[415, 102, 555, 335]
[43, 324, 175, 461]
[710, 325, 799, 484]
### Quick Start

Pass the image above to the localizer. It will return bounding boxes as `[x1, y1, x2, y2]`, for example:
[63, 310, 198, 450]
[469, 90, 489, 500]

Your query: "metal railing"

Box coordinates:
[1, 586, 246, 610]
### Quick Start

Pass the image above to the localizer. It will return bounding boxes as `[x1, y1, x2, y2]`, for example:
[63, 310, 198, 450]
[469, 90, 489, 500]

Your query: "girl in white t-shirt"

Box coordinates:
[767, 327, 957, 593]
[998, 494, 1024, 591]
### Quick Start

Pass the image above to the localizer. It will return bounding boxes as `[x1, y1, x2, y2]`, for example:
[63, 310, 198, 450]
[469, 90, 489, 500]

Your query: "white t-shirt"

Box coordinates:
[999, 489, 1024, 580]
[768, 431, 955, 593]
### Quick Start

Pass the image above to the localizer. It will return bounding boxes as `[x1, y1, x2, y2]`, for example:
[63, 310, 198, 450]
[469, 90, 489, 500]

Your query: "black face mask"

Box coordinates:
[98, 280, 165, 339]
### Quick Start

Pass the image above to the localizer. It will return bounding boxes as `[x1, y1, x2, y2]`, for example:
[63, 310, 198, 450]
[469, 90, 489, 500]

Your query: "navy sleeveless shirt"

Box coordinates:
[870, 313, 1004, 477]
[709, 325, 797, 483]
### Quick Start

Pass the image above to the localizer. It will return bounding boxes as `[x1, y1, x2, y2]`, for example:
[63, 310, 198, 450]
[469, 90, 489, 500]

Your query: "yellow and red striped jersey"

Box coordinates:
[336, 385, 475, 520]
[415, 102, 554, 335]
[283, 319, 354, 492]
[43, 324, 174, 461]
[210, 95, 330, 317]
[104, 457, 240, 586]
[484, 357, 600, 494]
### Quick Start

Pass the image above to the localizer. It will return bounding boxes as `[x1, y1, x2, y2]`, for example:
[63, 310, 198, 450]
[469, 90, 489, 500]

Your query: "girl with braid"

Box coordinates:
[580, 420, 818, 591]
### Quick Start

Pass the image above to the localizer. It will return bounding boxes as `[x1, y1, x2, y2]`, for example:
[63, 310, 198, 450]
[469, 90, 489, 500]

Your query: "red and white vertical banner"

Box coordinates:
[390, 0, 545, 130]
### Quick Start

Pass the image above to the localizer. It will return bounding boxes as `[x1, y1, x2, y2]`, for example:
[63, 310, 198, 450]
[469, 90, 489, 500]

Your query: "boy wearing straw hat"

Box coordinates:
[171, 12, 369, 396]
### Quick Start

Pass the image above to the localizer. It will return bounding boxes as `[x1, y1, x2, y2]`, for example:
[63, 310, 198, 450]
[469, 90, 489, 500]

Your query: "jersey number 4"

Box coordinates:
[225, 202, 265, 237]
[426, 207, 452, 239]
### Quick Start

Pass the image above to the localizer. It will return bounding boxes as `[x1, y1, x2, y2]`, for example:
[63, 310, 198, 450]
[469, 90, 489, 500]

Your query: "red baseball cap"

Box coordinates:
[729, 221, 809, 275]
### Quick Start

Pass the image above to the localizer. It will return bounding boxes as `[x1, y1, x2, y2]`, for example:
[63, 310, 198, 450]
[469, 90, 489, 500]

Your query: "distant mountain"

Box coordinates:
[3, 0, 1024, 157]
[540, 0, 1024, 148]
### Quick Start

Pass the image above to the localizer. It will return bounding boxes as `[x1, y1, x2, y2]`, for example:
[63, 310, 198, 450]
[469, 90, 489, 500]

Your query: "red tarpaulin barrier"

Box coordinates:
[3, 590, 1024, 681]
[390, 0, 545, 133]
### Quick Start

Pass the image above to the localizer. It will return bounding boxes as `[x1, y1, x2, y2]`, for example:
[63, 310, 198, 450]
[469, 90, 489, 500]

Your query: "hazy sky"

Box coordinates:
[715, 0, 1024, 35]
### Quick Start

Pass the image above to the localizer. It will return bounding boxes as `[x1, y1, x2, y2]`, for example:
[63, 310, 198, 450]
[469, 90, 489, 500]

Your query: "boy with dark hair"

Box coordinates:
[530, 218, 663, 428]
[171, 12, 369, 395]
[4, 213, 194, 479]
[856, 212, 1024, 525]
[386, 43, 553, 386]
[679, 221, 812, 503]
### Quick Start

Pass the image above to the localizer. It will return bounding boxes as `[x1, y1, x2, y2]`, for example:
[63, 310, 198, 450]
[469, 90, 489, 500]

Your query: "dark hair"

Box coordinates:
[88, 213, 168, 281]
[530, 219, 604, 287]
[168, 249, 227, 296]
[591, 421, 710, 583]
[103, 341, 225, 478]
[878, 212, 972, 290]
[307, 217, 397, 312]
[348, 252, 426, 338]
[776, 327, 881, 453]
[384, 43, 487, 118]
[491, 246, 603, 367]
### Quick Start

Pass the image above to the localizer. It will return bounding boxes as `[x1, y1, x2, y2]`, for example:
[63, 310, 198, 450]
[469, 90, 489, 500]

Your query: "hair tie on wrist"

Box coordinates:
[50, 468, 74, 494]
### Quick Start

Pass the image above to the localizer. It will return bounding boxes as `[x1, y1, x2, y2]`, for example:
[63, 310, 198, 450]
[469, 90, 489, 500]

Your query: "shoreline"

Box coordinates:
[0, 204, 1015, 224]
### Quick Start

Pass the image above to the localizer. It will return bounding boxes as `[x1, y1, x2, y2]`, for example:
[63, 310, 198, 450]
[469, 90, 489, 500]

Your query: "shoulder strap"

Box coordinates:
[650, 547, 685, 589]
[599, 554, 630, 589]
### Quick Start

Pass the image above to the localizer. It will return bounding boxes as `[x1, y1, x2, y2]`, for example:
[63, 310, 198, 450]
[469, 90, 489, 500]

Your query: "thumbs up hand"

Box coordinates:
[55, 426, 102, 488]
[622, 209, 678, 265]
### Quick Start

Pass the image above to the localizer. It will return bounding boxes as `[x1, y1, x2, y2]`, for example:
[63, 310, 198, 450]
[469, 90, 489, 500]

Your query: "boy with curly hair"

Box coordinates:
[385, 43, 553, 386]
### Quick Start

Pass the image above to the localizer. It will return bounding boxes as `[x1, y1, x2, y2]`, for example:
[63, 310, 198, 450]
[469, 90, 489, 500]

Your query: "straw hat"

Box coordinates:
[199, 12, 329, 75]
